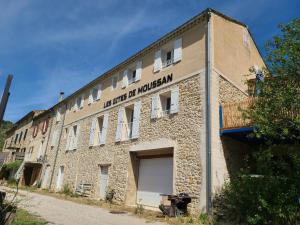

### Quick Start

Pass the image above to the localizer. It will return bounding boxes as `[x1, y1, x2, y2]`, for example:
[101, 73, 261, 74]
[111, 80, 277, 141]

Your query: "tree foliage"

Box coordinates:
[0, 120, 13, 151]
[214, 145, 300, 225]
[247, 19, 300, 142]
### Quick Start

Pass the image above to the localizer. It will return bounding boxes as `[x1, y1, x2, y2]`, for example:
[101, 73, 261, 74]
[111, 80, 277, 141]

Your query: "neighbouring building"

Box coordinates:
[2, 8, 265, 213]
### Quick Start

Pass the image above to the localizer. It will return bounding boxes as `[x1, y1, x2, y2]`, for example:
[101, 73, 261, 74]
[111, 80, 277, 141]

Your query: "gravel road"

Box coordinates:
[1, 187, 164, 225]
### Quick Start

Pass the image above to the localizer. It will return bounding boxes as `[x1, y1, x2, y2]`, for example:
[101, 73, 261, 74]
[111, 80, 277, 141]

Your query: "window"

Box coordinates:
[112, 76, 118, 90]
[153, 38, 182, 72]
[89, 84, 102, 104]
[66, 124, 80, 150]
[115, 101, 141, 142]
[89, 114, 109, 146]
[76, 95, 84, 109]
[122, 61, 142, 88]
[151, 86, 179, 119]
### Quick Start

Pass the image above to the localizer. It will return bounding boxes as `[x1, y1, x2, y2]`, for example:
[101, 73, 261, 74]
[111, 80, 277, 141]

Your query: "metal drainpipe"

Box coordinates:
[206, 10, 213, 215]
[48, 105, 67, 190]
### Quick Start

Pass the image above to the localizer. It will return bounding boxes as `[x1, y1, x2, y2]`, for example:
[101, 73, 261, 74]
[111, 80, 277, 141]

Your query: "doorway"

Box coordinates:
[99, 166, 109, 199]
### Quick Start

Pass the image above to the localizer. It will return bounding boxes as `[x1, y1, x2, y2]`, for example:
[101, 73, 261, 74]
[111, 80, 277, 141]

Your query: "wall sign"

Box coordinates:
[104, 73, 173, 108]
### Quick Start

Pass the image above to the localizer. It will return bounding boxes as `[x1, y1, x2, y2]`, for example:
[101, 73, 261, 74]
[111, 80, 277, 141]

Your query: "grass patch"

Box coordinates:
[12, 208, 47, 225]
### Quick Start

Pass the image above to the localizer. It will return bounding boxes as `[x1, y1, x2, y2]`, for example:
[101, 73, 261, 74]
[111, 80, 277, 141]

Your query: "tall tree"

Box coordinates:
[248, 18, 300, 142]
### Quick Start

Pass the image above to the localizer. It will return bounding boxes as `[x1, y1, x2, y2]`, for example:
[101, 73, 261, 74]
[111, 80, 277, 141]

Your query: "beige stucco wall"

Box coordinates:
[213, 13, 265, 92]
[63, 20, 207, 125]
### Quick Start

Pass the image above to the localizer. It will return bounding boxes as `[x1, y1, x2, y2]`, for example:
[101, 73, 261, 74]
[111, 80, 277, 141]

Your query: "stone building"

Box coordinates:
[2, 8, 265, 213]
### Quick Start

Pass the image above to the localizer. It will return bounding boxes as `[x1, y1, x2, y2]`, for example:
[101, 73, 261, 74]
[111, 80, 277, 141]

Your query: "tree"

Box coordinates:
[247, 19, 300, 142]
[0, 120, 13, 151]
[215, 19, 300, 225]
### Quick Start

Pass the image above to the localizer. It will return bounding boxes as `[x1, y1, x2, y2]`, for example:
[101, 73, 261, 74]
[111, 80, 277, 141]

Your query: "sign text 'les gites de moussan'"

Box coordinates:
[104, 73, 173, 108]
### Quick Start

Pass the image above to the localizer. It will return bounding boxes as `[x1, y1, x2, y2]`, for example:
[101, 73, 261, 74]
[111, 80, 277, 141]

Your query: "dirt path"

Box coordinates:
[1, 187, 164, 225]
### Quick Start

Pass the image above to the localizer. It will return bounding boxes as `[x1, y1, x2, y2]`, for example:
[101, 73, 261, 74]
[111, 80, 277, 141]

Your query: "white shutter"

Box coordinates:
[154, 50, 162, 72]
[56, 109, 61, 122]
[88, 90, 93, 104]
[100, 113, 109, 145]
[173, 38, 182, 63]
[132, 101, 141, 139]
[96, 84, 102, 100]
[122, 70, 128, 88]
[135, 61, 142, 81]
[170, 86, 179, 114]
[73, 101, 78, 112]
[80, 95, 84, 108]
[73, 124, 80, 149]
[151, 95, 159, 119]
[65, 128, 72, 150]
[115, 108, 124, 142]
[51, 130, 57, 147]
[89, 118, 97, 146]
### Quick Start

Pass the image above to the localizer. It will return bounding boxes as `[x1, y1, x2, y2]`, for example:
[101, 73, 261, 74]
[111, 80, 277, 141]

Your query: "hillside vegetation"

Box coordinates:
[0, 120, 14, 151]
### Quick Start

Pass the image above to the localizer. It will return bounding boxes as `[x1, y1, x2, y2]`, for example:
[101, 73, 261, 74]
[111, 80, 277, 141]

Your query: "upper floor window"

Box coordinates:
[154, 38, 182, 72]
[122, 61, 142, 88]
[14, 134, 19, 144]
[151, 86, 179, 119]
[111, 76, 118, 90]
[76, 95, 84, 110]
[115, 101, 141, 142]
[88, 84, 102, 104]
[89, 113, 109, 146]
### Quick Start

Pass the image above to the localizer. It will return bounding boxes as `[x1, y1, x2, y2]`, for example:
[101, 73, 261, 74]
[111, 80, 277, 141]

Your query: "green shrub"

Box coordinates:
[214, 144, 300, 225]
[4, 160, 22, 170]
[62, 184, 73, 196]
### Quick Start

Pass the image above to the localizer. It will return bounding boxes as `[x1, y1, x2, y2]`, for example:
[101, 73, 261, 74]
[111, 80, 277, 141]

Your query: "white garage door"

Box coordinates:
[137, 157, 173, 207]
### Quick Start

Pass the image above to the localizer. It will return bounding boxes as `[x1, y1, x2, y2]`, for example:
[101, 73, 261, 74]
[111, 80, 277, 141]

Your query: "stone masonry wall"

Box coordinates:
[47, 73, 205, 213]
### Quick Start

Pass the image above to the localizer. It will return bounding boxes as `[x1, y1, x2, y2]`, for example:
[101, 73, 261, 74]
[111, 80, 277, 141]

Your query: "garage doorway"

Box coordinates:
[137, 157, 173, 207]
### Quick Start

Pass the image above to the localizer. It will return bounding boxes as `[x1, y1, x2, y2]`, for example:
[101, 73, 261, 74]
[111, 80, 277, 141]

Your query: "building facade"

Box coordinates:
[2, 9, 265, 213]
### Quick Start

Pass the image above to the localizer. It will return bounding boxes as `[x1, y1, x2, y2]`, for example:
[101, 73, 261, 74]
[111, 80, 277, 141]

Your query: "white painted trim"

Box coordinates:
[64, 69, 205, 127]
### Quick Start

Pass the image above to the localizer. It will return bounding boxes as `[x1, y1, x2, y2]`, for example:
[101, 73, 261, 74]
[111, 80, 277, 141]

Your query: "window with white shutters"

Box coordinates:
[152, 86, 179, 118]
[154, 38, 182, 71]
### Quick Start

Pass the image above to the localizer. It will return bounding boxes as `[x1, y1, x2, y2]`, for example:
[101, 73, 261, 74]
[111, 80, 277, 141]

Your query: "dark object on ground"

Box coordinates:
[105, 189, 115, 204]
[159, 193, 192, 217]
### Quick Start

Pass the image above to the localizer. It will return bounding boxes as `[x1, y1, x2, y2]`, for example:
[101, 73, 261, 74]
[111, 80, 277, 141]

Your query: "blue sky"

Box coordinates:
[0, 0, 299, 122]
